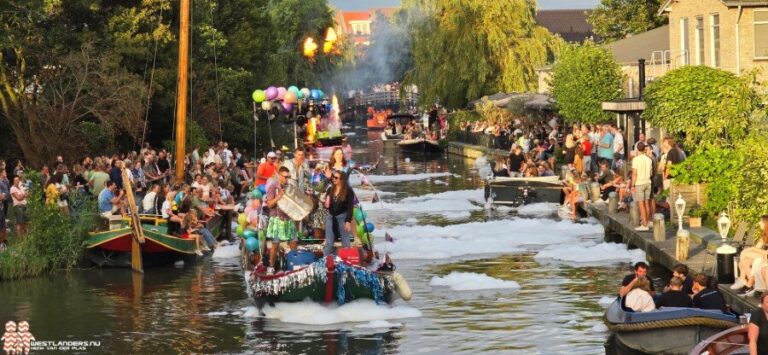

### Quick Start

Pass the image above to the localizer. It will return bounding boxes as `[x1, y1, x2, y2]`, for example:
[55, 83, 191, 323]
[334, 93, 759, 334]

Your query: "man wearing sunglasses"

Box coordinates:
[264, 166, 298, 274]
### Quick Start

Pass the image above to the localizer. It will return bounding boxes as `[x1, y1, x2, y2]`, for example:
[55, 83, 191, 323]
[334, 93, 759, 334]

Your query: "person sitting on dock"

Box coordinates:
[597, 160, 616, 201]
[656, 277, 692, 308]
[180, 213, 205, 256]
[619, 262, 656, 297]
[691, 274, 727, 312]
[732, 216, 768, 297]
[748, 293, 768, 355]
[624, 276, 656, 312]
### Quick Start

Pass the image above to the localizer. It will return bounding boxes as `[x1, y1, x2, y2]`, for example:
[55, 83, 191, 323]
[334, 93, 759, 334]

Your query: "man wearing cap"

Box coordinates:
[631, 141, 653, 231]
[255, 152, 278, 187]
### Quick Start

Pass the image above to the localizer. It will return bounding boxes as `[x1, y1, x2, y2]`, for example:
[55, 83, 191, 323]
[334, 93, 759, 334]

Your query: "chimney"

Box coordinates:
[638, 59, 646, 99]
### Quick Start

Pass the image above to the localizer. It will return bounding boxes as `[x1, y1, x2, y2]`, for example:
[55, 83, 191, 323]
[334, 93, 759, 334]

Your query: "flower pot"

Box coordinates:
[688, 216, 702, 228]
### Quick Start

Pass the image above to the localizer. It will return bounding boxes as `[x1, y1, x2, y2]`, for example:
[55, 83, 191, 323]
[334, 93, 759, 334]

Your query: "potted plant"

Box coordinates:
[688, 207, 704, 228]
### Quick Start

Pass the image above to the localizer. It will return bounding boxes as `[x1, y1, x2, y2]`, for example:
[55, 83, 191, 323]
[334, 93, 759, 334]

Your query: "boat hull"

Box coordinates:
[397, 139, 443, 153]
[615, 326, 726, 355]
[484, 176, 564, 206]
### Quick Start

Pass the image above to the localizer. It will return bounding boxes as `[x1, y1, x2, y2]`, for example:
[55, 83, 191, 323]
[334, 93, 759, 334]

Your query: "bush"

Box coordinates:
[0, 171, 97, 280]
[643, 66, 759, 150]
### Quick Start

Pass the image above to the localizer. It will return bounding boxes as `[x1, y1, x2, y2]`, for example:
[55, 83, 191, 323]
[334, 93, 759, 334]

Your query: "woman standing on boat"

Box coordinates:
[328, 147, 350, 175]
[749, 293, 768, 355]
[323, 171, 355, 256]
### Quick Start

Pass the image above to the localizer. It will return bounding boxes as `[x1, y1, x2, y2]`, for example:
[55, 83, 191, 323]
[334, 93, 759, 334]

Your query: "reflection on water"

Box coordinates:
[0, 128, 634, 354]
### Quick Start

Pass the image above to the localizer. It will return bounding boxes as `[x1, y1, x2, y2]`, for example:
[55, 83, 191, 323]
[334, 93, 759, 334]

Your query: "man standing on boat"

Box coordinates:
[265, 166, 298, 274]
[282, 147, 310, 192]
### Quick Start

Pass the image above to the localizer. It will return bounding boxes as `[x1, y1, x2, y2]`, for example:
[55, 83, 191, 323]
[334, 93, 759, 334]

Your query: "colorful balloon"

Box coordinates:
[252, 90, 266, 103]
[284, 91, 297, 104]
[265, 86, 278, 100]
[300, 88, 310, 99]
[237, 214, 247, 226]
[310, 89, 321, 100]
[250, 189, 263, 200]
[258, 184, 267, 194]
[288, 86, 300, 94]
[261, 101, 272, 110]
[353, 208, 364, 222]
[236, 225, 245, 237]
[245, 237, 259, 251]
[365, 222, 375, 233]
[356, 223, 366, 236]
[243, 229, 257, 240]
[282, 102, 293, 113]
[277, 87, 287, 100]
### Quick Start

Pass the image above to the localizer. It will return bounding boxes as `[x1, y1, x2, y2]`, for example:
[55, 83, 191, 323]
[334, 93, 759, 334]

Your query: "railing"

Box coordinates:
[345, 91, 420, 108]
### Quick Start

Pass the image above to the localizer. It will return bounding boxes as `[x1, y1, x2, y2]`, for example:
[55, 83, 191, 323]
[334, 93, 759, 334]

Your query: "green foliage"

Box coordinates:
[403, 0, 561, 108]
[729, 133, 768, 224]
[550, 41, 623, 123]
[0, 171, 97, 280]
[643, 66, 759, 150]
[162, 120, 210, 153]
[447, 110, 481, 140]
[587, 0, 668, 42]
[79, 121, 114, 156]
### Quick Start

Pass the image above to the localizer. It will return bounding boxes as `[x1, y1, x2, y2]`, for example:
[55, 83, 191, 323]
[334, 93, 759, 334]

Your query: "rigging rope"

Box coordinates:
[140, 7, 164, 148]
[209, 2, 223, 142]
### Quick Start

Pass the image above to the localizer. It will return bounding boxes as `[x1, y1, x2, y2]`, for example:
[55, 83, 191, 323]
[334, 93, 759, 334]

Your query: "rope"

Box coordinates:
[140, 7, 164, 147]
[604, 316, 737, 332]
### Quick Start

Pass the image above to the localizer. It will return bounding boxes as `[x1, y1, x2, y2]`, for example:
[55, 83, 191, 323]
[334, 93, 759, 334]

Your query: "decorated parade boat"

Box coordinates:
[604, 298, 740, 355]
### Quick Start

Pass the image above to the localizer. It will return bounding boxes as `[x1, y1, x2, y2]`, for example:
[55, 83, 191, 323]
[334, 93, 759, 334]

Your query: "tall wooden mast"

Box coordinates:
[175, 0, 190, 182]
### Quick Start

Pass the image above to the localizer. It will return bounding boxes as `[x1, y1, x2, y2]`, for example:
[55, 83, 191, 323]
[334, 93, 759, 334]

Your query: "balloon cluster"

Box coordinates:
[352, 207, 375, 247]
[251, 86, 326, 113]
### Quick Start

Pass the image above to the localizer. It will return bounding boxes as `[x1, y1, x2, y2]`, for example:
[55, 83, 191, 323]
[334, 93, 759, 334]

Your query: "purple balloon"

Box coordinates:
[282, 102, 293, 113]
[277, 87, 287, 100]
[265, 86, 278, 100]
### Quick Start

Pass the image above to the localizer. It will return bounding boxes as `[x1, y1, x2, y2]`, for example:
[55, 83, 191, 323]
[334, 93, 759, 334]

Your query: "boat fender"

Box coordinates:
[391, 271, 412, 301]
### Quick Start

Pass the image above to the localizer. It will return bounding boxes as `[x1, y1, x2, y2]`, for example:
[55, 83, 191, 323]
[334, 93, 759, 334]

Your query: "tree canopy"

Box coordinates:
[402, 0, 561, 108]
[642, 66, 760, 149]
[587, 0, 668, 42]
[549, 41, 623, 124]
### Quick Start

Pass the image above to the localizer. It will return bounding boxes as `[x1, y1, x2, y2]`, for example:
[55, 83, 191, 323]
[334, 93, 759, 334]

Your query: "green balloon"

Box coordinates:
[356, 223, 366, 236]
[236, 225, 245, 237]
[353, 208, 364, 222]
[250, 189, 263, 200]
[243, 229, 257, 239]
[252, 89, 266, 103]
[258, 229, 266, 242]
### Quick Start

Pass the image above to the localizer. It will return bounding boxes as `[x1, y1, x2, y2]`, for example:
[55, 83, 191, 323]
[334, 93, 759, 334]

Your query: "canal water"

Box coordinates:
[0, 129, 650, 354]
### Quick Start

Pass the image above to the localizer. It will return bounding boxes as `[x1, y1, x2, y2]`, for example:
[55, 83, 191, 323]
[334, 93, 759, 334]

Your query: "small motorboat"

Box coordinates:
[484, 175, 564, 206]
[689, 324, 748, 355]
[605, 298, 740, 355]
[397, 138, 443, 154]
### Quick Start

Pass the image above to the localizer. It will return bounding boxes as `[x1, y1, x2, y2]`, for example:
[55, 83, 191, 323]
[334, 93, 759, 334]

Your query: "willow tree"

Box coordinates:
[402, 0, 560, 108]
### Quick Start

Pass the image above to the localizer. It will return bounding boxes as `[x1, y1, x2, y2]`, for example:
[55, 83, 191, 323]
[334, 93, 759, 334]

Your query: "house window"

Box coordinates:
[680, 17, 690, 65]
[711, 14, 720, 67]
[351, 22, 371, 36]
[695, 16, 704, 65]
[756, 10, 768, 59]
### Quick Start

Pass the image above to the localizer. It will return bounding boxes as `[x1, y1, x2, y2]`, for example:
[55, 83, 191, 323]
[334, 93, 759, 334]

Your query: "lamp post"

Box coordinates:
[675, 194, 686, 232]
[716, 211, 736, 284]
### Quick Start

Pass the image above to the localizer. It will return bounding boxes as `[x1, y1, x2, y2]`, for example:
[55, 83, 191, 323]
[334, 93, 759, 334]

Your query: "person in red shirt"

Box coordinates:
[255, 152, 278, 187]
[581, 136, 592, 173]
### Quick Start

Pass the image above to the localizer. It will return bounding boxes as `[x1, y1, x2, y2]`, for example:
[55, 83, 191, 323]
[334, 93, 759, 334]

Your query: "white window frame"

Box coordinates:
[695, 16, 704, 65]
[710, 13, 721, 67]
[680, 17, 690, 65]
[755, 10, 768, 60]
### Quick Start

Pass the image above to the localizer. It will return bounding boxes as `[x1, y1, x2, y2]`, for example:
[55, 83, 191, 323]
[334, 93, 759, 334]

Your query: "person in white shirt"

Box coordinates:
[10, 176, 29, 236]
[142, 184, 160, 214]
[631, 142, 654, 231]
[625, 276, 656, 312]
[611, 125, 625, 167]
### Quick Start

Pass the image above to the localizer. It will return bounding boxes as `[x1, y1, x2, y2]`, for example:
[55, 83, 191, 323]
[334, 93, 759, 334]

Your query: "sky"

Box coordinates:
[329, 0, 600, 11]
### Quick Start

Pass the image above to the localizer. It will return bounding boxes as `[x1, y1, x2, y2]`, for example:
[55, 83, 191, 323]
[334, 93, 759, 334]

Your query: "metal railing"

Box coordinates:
[346, 91, 420, 108]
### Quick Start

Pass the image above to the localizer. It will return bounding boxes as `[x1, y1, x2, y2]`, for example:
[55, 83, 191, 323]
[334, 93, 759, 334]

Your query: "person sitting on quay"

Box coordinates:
[624, 276, 656, 312]
[180, 213, 205, 256]
[619, 262, 656, 297]
[596, 160, 616, 201]
[692, 274, 727, 312]
[656, 277, 693, 309]
[748, 293, 768, 355]
[732, 215, 768, 297]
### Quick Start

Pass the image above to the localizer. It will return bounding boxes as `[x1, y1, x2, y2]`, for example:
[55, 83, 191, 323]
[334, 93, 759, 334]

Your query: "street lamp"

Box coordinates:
[675, 194, 686, 232]
[716, 211, 735, 253]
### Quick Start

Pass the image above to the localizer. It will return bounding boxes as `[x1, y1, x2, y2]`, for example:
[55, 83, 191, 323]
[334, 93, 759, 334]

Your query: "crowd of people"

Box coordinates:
[0, 141, 368, 265]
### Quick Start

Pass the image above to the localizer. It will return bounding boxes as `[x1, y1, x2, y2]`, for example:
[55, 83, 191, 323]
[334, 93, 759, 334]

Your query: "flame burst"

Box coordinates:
[303, 37, 318, 59]
[323, 27, 338, 54]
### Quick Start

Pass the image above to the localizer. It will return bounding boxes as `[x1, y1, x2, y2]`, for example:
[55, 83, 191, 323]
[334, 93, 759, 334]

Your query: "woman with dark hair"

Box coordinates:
[749, 293, 768, 355]
[328, 147, 349, 174]
[323, 171, 356, 256]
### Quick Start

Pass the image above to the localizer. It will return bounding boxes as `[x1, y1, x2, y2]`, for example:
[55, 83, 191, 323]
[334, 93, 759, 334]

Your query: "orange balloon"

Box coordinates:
[284, 91, 298, 104]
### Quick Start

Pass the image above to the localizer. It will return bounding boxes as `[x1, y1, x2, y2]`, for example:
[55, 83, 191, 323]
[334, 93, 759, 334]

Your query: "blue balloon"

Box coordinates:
[365, 222, 375, 233]
[310, 89, 321, 100]
[258, 184, 266, 194]
[243, 229, 257, 240]
[245, 237, 259, 251]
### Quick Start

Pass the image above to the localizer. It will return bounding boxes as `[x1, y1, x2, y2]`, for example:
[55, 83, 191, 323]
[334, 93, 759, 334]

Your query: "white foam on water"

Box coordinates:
[534, 242, 646, 265]
[441, 211, 471, 220]
[343, 132, 356, 136]
[433, 179, 448, 185]
[205, 311, 229, 316]
[361, 189, 482, 214]
[598, 296, 617, 308]
[355, 320, 403, 329]
[374, 218, 602, 260]
[591, 323, 609, 332]
[430, 272, 521, 291]
[212, 241, 241, 259]
[405, 218, 418, 224]
[245, 300, 422, 325]
[350, 172, 452, 186]
[517, 203, 560, 217]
